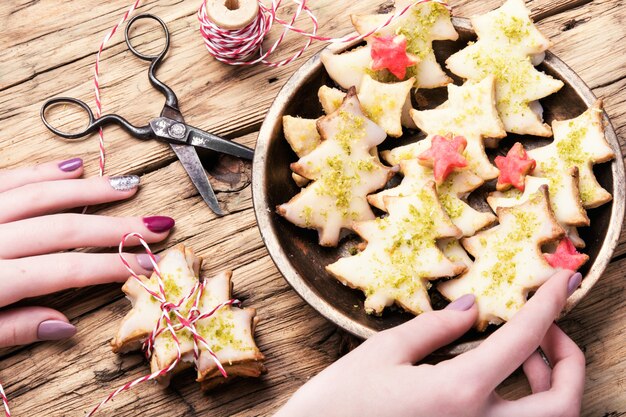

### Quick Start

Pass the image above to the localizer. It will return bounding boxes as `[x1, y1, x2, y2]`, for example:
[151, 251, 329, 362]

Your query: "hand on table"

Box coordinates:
[0, 159, 174, 348]
[275, 270, 585, 417]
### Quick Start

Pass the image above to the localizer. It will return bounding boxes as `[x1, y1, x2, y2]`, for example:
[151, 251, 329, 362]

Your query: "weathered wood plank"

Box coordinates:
[0, 0, 625, 416]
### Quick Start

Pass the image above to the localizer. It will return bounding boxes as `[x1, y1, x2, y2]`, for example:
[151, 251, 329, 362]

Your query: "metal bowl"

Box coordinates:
[252, 18, 625, 354]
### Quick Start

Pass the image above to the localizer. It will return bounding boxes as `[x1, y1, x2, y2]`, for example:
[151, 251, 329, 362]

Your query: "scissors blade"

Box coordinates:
[170, 143, 224, 216]
[186, 127, 254, 160]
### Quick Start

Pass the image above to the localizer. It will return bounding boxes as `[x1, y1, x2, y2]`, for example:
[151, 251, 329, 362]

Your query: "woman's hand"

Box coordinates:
[0, 159, 174, 347]
[275, 270, 585, 417]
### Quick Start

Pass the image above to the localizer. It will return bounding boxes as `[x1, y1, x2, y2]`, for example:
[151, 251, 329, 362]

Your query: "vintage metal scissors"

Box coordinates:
[40, 13, 254, 216]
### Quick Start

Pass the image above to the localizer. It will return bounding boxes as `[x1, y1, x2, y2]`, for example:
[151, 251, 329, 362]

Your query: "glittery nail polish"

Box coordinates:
[58, 157, 83, 172]
[109, 175, 140, 191]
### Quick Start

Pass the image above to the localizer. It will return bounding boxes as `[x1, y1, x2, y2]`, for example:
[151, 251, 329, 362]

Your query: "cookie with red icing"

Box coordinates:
[544, 237, 588, 271]
[495, 142, 536, 191]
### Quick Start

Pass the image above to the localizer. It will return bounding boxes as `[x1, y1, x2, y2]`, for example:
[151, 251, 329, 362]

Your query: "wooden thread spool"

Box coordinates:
[205, 0, 260, 30]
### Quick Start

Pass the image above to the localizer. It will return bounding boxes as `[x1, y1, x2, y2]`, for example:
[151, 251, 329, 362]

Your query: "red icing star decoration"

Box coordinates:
[370, 35, 419, 80]
[418, 134, 468, 184]
[544, 238, 588, 271]
[495, 142, 536, 191]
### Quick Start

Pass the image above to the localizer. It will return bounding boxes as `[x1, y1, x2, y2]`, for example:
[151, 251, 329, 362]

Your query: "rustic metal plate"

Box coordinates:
[252, 18, 625, 354]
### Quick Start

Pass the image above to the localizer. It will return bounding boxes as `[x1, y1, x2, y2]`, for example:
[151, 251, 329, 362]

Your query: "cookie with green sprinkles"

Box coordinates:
[446, 0, 564, 136]
[327, 182, 465, 316]
[488, 173, 590, 246]
[318, 74, 415, 137]
[438, 186, 564, 331]
[370, 139, 496, 237]
[351, 0, 458, 88]
[278, 89, 395, 247]
[111, 245, 265, 389]
[388, 75, 506, 180]
[528, 101, 615, 209]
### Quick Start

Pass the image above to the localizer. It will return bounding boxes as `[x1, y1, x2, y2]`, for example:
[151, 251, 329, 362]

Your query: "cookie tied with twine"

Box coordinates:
[205, 0, 260, 30]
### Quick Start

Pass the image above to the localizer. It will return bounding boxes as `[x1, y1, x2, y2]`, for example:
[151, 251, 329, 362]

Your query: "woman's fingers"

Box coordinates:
[452, 270, 580, 391]
[523, 350, 552, 393]
[0, 252, 158, 307]
[368, 294, 478, 364]
[0, 306, 75, 348]
[488, 324, 585, 417]
[0, 158, 84, 193]
[0, 214, 174, 259]
[0, 175, 140, 223]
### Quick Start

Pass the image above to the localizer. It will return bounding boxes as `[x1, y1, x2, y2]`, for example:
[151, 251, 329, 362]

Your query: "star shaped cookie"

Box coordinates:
[327, 182, 465, 315]
[278, 89, 394, 246]
[446, 0, 564, 136]
[438, 186, 564, 330]
[495, 142, 536, 191]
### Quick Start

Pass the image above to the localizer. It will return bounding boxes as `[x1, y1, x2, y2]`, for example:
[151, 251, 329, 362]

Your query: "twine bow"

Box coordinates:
[86, 233, 239, 416]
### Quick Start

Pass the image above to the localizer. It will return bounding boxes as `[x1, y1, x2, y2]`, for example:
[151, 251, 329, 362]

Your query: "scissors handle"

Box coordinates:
[41, 97, 152, 140]
[125, 14, 178, 109]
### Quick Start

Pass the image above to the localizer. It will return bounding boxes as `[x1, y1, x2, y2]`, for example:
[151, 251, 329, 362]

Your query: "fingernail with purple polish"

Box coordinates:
[137, 253, 161, 271]
[143, 216, 175, 233]
[109, 175, 140, 191]
[444, 294, 476, 311]
[567, 272, 582, 296]
[37, 320, 77, 341]
[58, 158, 83, 172]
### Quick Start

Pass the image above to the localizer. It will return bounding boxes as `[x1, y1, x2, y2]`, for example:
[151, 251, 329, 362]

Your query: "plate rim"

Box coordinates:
[252, 17, 626, 354]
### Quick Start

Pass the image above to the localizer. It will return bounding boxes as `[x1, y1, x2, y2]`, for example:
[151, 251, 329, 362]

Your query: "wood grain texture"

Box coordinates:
[0, 0, 624, 416]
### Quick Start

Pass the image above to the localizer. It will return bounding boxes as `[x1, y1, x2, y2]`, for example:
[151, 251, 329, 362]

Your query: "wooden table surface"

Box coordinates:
[1, 0, 624, 415]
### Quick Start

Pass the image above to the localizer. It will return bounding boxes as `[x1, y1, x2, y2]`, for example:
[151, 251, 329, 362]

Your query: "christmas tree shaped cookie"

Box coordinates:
[351, 0, 458, 87]
[318, 74, 415, 137]
[386, 76, 506, 180]
[488, 173, 589, 239]
[277, 89, 394, 246]
[528, 102, 615, 209]
[327, 182, 465, 315]
[446, 0, 564, 136]
[370, 138, 496, 237]
[438, 187, 564, 330]
[111, 245, 265, 388]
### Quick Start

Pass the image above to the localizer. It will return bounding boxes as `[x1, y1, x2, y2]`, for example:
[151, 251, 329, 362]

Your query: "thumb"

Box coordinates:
[370, 294, 478, 364]
[0, 307, 76, 348]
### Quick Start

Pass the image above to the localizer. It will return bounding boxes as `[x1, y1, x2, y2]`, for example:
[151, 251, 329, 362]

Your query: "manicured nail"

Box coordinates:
[37, 320, 76, 341]
[444, 294, 476, 311]
[143, 216, 175, 233]
[567, 272, 582, 296]
[137, 253, 161, 270]
[109, 175, 140, 191]
[58, 157, 83, 172]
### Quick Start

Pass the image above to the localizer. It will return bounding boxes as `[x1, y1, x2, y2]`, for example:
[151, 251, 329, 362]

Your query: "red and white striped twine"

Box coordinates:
[0, 382, 9, 417]
[198, 0, 450, 67]
[86, 232, 239, 416]
[93, 0, 142, 178]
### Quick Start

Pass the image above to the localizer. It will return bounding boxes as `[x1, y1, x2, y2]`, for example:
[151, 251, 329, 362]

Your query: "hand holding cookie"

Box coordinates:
[274, 270, 585, 417]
